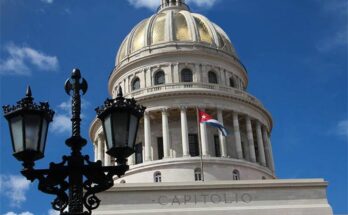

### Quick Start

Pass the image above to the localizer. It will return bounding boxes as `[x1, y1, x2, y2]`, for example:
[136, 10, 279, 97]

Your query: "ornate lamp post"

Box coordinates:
[2, 69, 145, 215]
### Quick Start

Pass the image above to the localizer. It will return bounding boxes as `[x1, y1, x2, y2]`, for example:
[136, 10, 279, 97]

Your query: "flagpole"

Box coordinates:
[196, 107, 205, 182]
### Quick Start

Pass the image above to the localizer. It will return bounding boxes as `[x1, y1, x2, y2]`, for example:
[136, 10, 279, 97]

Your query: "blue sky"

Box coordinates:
[0, 0, 347, 214]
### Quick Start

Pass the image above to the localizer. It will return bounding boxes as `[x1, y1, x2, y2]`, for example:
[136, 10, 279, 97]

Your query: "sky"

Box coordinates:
[0, 0, 347, 214]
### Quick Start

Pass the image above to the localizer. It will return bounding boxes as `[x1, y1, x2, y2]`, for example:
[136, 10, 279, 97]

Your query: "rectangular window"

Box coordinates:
[189, 134, 199, 156]
[214, 135, 221, 157]
[157, 137, 164, 160]
[135, 143, 143, 164]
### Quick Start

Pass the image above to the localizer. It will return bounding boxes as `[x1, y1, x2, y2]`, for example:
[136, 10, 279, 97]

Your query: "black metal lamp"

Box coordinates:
[96, 87, 145, 165]
[1, 69, 145, 215]
[3, 86, 54, 167]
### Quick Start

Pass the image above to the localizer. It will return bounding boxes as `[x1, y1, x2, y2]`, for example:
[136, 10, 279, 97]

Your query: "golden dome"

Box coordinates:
[116, 1, 237, 65]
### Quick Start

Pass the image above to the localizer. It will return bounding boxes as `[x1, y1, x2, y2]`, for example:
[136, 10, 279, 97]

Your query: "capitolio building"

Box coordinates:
[89, 0, 333, 214]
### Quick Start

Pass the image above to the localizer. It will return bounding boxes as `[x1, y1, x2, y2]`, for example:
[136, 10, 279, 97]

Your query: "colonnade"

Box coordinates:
[93, 107, 275, 172]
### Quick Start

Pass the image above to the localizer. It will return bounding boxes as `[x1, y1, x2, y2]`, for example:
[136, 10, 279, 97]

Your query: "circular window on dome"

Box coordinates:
[208, 71, 218, 84]
[181, 68, 193, 82]
[154, 70, 165, 85]
[132, 77, 141, 91]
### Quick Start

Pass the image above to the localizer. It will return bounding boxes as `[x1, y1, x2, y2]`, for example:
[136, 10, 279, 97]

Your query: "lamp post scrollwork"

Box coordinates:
[2, 68, 146, 215]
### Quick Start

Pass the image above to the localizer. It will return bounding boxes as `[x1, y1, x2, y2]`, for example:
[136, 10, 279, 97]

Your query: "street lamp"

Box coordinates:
[2, 69, 145, 215]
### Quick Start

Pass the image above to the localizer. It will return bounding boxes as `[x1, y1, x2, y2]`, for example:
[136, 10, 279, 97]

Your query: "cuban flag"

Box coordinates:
[198, 109, 229, 137]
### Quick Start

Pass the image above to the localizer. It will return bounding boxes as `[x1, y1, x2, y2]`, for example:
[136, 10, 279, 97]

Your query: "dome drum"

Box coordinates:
[90, 105, 275, 183]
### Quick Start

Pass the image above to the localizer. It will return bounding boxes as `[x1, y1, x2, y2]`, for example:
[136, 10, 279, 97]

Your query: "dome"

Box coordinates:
[116, 3, 237, 65]
[90, 0, 275, 185]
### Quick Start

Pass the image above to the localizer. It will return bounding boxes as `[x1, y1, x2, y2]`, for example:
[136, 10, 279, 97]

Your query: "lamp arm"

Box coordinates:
[20, 157, 70, 213]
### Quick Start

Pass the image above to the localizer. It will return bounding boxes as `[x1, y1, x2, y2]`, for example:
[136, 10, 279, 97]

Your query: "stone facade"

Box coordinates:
[89, 0, 333, 214]
[94, 179, 332, 215]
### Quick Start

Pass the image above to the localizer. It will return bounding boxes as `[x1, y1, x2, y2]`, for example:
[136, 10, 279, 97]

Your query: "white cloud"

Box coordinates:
[336, 119, 348, 138]
[50, 99, 90, 134]
[4, 212, 34, 215]
[41, 0, 54, 3]
[0, 175, 31, 207]
[0, 43, 59, 76]
[51, 113, 71, 134]
[317, 28, 348, 52]
[316, 0, 348, 52]
[128, 0, 219, 10]
[128, 0, 158, 10]
[48, 209, 60, 215]
[187, 0, 219, 8]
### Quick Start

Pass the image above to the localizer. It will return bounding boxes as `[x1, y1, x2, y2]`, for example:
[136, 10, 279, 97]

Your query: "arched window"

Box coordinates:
[154, 171, 162, 183]
[194, 168, 202, 181]
[229, 77, 235, 88]
[154, 70, 165, 85]
[120, 180, 126, 184]
[208, 71, 218, 84]
[232, 169, 240, 180]
[132, 77, 140, 91]
[181, 69, 193, 82]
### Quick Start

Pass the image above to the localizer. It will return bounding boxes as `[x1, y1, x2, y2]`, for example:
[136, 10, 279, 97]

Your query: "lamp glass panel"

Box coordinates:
[127, 114, 138, 148]
[39, 119, 48, 153]
[24, 114, 41, 151]
[103, 115, 113, 150]
[112, 112, 129, 148]
[10, 116, 24, 153]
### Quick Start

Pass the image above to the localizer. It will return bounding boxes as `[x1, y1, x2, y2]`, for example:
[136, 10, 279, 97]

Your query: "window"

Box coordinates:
[208, 71, 218, 84]
[229, 78, 235, 88]
[154, 70, 165, 85]
[262, 176, 266, 180]
[132, 77, 140, 91]
[194, 168, 202, 181]
[154, 172, 162, 183]
[233, 169, 240, 180]
[135, 143, 143, 164]
[181, 69, 193, 82]
[214, 135, 221, 157]
[188, 134, 199, 156]
[157, 137, 164, 160]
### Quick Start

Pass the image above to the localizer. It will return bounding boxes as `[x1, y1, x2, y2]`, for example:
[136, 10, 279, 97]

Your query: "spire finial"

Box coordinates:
[26, 86, 32, 98]
[159, 0, 189, 12]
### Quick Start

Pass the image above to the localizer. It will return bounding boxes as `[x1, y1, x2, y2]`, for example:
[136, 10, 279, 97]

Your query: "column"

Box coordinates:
[144, 111, 152, 161]
[93, 142, 97, 162]
[256, 121, 266, 166]
[162, 109, 170, 158]
[200, 122, 209, 156]
[262, 127, 274, 171]
[246, 116, 256, 162]
[180, 107, 190, 157]
[97, 134, 104, 165]
[173, 63, 179, 83]
[217, 109, 227, 157]
[268, 136, 275, 172]
[233, 112, 243, 159]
